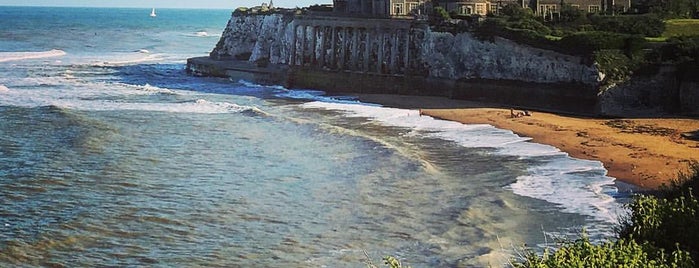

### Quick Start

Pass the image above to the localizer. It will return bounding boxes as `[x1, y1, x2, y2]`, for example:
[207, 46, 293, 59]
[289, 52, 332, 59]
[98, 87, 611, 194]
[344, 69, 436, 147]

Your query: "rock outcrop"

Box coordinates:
[420, 31, 602, 85]
[211, 13, 294, 64]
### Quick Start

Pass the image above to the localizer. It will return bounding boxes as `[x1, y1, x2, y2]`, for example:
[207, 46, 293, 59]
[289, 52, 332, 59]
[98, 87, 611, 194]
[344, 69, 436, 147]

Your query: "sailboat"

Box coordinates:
[150, 8, 157, 17]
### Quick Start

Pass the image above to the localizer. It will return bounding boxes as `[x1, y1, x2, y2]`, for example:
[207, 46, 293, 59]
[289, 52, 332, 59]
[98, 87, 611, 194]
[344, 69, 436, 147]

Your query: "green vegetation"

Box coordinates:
[454, 3, 699, 85]
[365, 253, 412, 268]
[515, 235, 693, 267]
[663, 19, 699, 38]
[588, 14, 666, 37]
[634, 0, 698, 19]
[513, 163, 699, 267]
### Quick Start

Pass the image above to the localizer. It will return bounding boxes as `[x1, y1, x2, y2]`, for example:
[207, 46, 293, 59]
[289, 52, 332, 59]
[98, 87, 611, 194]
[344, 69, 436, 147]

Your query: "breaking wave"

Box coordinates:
[0, 49, 67, 63]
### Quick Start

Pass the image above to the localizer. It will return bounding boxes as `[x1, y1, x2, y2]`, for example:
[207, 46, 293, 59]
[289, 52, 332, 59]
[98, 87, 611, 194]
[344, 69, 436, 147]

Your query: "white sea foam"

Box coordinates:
[0, 77, 258, 115]
[186, 31, 220, 38]
[301, 101, 622, 225]
[86, 52, 165, 66]
[133, 83, 180, 95]
[0, 49, 67, 63]
[67, 99, 260, 114]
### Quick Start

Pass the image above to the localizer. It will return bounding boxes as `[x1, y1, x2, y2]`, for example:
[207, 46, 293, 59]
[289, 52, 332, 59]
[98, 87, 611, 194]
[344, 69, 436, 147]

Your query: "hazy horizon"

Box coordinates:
[0, 0, 331, 9]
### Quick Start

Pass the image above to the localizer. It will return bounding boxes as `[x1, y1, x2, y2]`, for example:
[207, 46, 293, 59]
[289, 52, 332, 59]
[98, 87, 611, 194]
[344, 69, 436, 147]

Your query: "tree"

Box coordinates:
[431, 6, 451, 24]
[559, 3, 587, 24]
[500, 3, 533, 19]
[635, 0, 696, 18]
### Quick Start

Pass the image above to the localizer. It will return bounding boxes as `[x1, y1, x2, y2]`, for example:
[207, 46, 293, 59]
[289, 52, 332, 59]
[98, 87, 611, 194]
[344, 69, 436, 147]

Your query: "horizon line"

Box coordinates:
[0, 4, 311, 9]
[0, 4, 236, 10]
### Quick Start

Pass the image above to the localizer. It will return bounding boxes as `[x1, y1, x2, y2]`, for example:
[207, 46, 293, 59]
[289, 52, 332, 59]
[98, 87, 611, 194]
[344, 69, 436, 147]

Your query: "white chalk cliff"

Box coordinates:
[211, 13, 603, 86]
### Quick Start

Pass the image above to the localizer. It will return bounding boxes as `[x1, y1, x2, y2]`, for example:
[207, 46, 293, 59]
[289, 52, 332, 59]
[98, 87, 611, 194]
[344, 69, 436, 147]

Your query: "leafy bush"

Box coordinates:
[558, 4, 589, 25]
[473, 18, 508, 41]
[431, 7, 451, 25]
[514, 235, 693, 268]
[659, 36, 699, 63]
[500, 3, 534, 20]
[507, 17, 552, 36]
[618, 162, 699, 260]
[590, 14, 666, 37]
[594, 49, 634, 83]
[233, 7, 249, 16]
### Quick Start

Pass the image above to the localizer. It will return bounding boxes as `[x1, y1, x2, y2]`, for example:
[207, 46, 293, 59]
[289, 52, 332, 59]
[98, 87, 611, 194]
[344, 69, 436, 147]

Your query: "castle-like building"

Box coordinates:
[332, 0, 631, 17]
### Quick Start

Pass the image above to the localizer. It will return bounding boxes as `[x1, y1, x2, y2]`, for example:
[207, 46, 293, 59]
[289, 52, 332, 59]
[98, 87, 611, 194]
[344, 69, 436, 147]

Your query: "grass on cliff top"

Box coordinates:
[648, 19, 699, 42]
[664, 19, 699, 37]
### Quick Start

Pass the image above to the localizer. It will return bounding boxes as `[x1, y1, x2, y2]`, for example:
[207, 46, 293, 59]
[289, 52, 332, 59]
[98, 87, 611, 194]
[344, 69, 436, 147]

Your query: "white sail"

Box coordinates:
[150, 8, 157, 17]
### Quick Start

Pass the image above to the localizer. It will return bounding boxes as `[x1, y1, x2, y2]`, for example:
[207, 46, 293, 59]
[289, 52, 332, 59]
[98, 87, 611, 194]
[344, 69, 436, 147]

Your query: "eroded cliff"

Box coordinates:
[209, 13, 603, 86]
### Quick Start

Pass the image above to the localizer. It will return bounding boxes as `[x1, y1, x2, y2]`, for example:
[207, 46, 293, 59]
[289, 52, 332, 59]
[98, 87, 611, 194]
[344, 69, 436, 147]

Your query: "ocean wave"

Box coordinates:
[508, 158, 620, 225]
[185, 31, 220, 38]
[236, 80, 368, 105]
[301, 101, 622, 226]
[134, 83, 180, 95]
[0, 81, 263, 115]
[192, 99, 267, 115]
[0, 49, 67, 63]
[90, 52, 165, 67]
[46, 99, 265, 114]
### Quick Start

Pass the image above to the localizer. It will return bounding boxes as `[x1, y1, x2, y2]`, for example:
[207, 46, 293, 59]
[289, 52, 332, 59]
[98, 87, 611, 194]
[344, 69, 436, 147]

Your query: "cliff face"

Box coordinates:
[421, 31, 603, 85]
[211, 13, 294, 64]
[209, 14, 602, 86]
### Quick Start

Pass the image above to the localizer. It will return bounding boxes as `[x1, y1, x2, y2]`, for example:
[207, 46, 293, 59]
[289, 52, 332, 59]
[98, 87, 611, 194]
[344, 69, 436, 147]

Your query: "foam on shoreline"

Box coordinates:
[301, 101, 622, 226]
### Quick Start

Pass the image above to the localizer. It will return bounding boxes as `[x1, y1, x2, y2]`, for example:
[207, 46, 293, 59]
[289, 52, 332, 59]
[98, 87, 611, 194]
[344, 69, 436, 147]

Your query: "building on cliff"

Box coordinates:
[332, 0, 630, 17]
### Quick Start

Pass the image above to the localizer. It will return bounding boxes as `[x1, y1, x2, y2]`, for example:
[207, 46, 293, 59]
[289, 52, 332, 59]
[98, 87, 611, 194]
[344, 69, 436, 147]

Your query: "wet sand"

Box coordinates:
[358, 94, 699, 189]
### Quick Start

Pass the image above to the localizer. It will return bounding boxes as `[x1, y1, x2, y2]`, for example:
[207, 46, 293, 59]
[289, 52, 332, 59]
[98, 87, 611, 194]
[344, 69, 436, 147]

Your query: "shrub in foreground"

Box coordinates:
[618, 162, 699, 261]
[513, 235, 693, 268]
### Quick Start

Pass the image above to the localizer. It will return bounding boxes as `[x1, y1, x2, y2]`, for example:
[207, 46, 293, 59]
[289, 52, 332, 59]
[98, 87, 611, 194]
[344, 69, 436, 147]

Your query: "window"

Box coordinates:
[490, 4, 498, 13]
[475, 3, 486, 15]
[394, 3, 404, 15]
[460, 5, 472, 14]
[570, 4, 580, 8]
[539, 4, 558, 15]
[588, 5, 600, 13]
[409, 2, 419, 13]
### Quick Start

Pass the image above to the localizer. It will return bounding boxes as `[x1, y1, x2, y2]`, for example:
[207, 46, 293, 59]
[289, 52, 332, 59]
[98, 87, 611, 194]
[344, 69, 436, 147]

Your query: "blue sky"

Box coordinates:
[0, 0, 331, 9]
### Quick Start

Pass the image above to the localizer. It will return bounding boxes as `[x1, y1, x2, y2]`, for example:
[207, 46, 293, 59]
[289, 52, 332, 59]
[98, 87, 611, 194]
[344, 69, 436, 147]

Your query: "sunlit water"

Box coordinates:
[0, 7, 627, 267]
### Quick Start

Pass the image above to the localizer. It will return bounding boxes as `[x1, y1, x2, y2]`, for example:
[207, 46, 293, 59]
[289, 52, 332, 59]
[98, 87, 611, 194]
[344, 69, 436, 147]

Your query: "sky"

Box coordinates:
[0, 0, 331, 9]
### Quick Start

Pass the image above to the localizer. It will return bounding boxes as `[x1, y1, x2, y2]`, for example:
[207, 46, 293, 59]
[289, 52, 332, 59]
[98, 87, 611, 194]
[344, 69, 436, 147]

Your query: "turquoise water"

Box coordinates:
[0, 7, 625, 267]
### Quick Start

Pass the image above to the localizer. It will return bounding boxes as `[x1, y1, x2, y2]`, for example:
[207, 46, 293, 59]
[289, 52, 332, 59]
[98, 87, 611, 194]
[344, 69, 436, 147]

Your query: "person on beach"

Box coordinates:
[510, 108, 523, 118]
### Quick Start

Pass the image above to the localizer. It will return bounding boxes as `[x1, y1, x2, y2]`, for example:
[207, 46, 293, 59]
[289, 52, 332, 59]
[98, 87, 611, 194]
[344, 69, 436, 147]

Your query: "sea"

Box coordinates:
[0, 6, 628, 267]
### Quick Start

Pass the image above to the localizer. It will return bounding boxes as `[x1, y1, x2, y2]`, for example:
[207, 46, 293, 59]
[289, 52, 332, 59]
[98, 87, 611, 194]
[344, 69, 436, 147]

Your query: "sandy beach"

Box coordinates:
[358, 94, 699, 189]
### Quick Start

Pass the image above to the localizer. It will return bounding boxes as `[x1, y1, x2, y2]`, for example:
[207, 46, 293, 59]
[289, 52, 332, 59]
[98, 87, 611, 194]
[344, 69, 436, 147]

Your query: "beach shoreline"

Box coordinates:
[355, 94, 699, 189]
